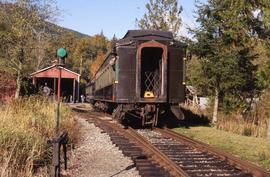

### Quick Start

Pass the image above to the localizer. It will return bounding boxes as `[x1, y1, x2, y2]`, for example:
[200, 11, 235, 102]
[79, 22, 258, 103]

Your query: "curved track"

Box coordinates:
[73, 108, 270, 177]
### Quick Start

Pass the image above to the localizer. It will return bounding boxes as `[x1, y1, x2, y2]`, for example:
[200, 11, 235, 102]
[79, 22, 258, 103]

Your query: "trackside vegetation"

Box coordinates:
[0, 96, 79, 176]
[173, 126, 270, 171]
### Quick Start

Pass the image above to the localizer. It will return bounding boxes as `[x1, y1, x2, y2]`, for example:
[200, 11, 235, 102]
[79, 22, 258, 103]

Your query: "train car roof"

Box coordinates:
[121, 30, 173, 41]
[91, 30, 186, 82]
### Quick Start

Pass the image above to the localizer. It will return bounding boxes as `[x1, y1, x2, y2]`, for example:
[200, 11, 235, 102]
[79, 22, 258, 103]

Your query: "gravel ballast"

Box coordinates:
[67, 116, 141, 177]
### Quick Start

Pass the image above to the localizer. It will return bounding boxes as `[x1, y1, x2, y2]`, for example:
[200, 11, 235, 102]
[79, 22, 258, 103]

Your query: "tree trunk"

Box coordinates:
[79, 58, 83, 76]
[15, 62, 22, 99]
[212, 87, 219, 124]
[267, 119, 270, 139]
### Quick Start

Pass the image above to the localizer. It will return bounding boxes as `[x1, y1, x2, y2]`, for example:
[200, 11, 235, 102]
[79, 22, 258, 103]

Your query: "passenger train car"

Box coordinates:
[86, 30, 187, 127]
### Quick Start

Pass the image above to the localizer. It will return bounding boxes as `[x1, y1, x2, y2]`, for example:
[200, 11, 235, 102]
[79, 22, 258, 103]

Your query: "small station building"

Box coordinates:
[30, 65, 80, 102]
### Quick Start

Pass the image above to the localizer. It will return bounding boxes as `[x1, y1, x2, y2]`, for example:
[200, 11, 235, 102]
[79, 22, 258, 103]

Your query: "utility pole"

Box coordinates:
[51, 48, 68, 177]
[55, 48, 67, 134]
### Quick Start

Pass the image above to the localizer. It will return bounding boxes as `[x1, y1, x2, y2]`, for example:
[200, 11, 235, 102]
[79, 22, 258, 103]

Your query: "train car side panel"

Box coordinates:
[115, 46, 137, 103]
[93, 55, 116, 101]
[168, 46, 185, 103]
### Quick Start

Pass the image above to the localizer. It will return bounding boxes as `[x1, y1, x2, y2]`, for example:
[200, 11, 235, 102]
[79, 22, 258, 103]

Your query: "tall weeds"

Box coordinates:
[216, 90, 270, 137]
[216, 113, 268, 137]
[182, 97, 269, 137]
[0, 96, 79, 176]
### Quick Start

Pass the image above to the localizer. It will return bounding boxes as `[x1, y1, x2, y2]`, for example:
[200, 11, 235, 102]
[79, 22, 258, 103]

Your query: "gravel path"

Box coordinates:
[67, 116, 141, 177]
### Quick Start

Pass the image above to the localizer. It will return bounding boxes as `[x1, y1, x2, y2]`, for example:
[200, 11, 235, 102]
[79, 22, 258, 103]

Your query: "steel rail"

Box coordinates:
[156, 128, 270, 177]
[92, 117, 189, 177]
[124, 128, 189, 177]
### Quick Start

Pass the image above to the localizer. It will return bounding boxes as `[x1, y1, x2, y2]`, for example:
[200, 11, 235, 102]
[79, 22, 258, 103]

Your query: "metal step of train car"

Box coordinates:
[86, 29, 187, 127]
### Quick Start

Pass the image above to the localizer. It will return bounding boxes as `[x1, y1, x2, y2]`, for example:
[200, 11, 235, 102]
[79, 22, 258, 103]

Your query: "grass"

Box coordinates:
[173, 126, 270, 171]
[0, 96, 79, 176]
[216, 113, 268, 137]
[181, 101, 269, 138]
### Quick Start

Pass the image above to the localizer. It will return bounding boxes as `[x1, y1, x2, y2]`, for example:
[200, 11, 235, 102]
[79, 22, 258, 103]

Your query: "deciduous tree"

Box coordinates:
[73, 37, 94, 83]
[90, 50, 106, 77]
[0, 0, 58, 98]
[136, 0, 182, 37]
[88, 33, 111, 79]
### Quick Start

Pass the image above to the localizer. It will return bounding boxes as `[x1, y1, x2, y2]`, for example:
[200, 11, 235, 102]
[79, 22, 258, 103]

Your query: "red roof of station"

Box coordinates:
[30, 65, 80, 81]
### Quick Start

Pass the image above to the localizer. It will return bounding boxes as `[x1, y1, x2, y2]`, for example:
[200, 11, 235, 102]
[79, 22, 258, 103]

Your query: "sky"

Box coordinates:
[56, 0, 206, 39]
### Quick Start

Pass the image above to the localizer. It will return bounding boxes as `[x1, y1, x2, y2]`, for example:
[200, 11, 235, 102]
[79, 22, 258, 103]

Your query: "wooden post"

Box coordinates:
[50, 131, 68, 177]
[54, 78, 56, 102]
[56, 67, 62, 135]
[57, 68, 61, 102]
[32, 77, 37, 86]
[77, 80, 80, 103]
[51, 48, 68, 177]
[51, 142, 60, 177]
[52, 66, 61, 177]
[73, 79, 75, 103]
[77, 76, 80, 103]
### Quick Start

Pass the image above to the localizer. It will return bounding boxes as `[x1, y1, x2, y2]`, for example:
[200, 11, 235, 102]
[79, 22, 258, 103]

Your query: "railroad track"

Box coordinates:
[138, 129, 252, 177]
[154, 129, 270, 177]
[75, 110, 270, 177]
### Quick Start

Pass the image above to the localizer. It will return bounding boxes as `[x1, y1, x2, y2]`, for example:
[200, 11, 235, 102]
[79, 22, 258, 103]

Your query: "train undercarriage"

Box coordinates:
[93, 101, 184, 128]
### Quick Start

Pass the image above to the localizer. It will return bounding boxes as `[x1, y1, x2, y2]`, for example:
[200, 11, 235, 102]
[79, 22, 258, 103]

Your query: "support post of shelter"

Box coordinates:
[54, 78, 56, 102]
[32, 77, 36, 86]
[77, 77, 80, 103]
[73, 79, 75, 103]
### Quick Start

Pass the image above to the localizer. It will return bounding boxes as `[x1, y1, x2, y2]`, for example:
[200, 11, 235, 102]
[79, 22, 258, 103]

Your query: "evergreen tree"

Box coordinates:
[191, 0, 263, 123]
[136, 0, 182, 37]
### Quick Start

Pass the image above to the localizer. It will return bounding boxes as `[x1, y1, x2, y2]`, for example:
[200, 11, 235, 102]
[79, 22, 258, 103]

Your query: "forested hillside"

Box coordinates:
[0, 0, 112, 99]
